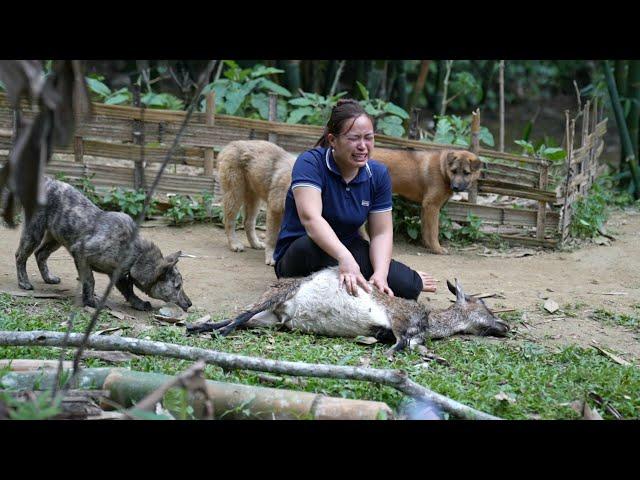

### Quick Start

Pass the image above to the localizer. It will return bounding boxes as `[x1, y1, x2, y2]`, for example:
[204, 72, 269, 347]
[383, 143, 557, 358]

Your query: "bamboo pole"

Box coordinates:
[469, 108, 480, 204]
[268, 93, 278, 144]
[0, 331, 500, 420]
[203, 91, 216, 176]
[1, 367, 393, 420]
[73, 135, 84, 163]
[535, 159, 549, 240]
[603, 60, 640, 198]
[499, 60, 505, 152]
[560, 110, 573, 243]
[131, 84, 146, 192]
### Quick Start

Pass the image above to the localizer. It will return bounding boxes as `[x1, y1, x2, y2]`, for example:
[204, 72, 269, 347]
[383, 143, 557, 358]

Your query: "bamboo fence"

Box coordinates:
[0, 92, 608, 247]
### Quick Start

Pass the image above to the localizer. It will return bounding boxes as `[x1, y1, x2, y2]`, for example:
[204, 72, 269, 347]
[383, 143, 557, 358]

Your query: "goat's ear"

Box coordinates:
[451, 278, 467, 304]
[446, 280, 457, 296]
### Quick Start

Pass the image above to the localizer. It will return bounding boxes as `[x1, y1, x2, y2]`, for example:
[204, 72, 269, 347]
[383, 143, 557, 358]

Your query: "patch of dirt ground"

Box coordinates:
[1, 209, 639, 361]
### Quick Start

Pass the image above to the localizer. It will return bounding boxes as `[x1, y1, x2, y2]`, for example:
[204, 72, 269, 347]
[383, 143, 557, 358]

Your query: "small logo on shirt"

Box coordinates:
[361, 200, 370, 207]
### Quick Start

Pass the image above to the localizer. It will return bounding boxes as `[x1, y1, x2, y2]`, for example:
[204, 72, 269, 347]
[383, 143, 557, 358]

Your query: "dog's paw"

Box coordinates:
[131, 300, 152, 311]
[250, 240, 265, 250]
[18, 281, 34, 290]
[44, 275, 61, 284]
[230, 242, 245, 252]
[265, 257, 276, 266]
[429, 246, 449, 255]
[83, 297, 98, 309]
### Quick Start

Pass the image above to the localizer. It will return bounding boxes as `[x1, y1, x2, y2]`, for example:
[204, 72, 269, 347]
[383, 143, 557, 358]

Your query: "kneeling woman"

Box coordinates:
[273, 99, 437, 299]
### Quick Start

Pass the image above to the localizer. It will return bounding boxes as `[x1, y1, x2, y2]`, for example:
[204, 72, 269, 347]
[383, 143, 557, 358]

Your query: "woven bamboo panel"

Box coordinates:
[443, 201, 559, 229]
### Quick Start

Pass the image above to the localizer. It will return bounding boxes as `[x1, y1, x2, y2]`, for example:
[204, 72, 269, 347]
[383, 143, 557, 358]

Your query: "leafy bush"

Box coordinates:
[201, 61, 292, 120]
[569, 176, 637, 239]
[86, 74, 184, 109]
[286, 91, 348, 126]
[391, 195, 422, 241]
[101, 187, 158, 219]
[433, 115, 494, 147]
[71, 174, 102, 206]
[164, 193, 223, 225]
[356, 81, 409, 137]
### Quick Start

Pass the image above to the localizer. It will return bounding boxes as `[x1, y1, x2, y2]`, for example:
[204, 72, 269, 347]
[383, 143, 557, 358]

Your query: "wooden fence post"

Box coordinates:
[560, 110, 576, 244]
[589, 95, 599, 188]
[408, 108, 421, 140]
[268, 93, 278, 144]
[499, 60, 505, 152]
[131, 84, 146, 192]
[536, 159, 549, 241]
[469, 108, 480, 204]
[74, 136, 84, 164]
[204, 91, 216, 177]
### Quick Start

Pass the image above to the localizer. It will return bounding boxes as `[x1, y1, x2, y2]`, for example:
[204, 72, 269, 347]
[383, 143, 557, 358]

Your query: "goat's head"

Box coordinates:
[445, 279, 509, 337]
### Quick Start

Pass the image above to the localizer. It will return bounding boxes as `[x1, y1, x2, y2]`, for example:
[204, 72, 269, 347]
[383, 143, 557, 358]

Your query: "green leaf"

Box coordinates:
[251, 66, 285, 78]
[378, 118, 405, 137]
[259, 79, 292, 97]
[383, 103, 410, 119]
[479, 126, 495, 147]
[289, 97, 315, 107]
[579, 219, 591, 226]
[542, 147, 566, 161]
[250, 93, 270, 120]
[287, 107, 315, 124]
[356, 81, 370, 101]
[364, 103, 382, 117]
[515, 140, 535, 154]
[382, 115, 402, 124]
[224, 87, 248, 115]
[105, 93, 130, 105]
[86, 77, 111, 98]
[407, 226, 419, 240]
[434, 118, 455, 144]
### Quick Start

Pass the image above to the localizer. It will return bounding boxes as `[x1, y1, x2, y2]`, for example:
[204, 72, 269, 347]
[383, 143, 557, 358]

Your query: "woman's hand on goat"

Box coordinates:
[369, 272, 394, 297]
[338, 254, 372, 296]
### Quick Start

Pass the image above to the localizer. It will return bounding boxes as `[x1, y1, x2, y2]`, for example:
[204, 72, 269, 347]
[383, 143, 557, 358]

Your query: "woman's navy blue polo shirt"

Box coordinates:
[273, 146, 393, 263]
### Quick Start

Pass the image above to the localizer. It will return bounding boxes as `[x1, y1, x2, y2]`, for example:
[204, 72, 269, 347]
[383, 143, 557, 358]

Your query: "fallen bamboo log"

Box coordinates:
[1, 368, 393, 420]
[0, 330, 500, 420]
[0, 359, 73, 371]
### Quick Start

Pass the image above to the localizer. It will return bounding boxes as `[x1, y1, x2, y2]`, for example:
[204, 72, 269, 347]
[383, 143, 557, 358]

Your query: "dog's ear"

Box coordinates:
[446, 151, 457, 167]
[469, 156, 482, 172]
[156, 251, 181, 278]
[165, 251, 181, 268]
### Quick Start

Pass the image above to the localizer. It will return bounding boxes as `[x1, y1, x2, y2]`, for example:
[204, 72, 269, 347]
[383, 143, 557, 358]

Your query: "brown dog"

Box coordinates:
[218, 140, 295, 265]
[372, 147, 482, 254]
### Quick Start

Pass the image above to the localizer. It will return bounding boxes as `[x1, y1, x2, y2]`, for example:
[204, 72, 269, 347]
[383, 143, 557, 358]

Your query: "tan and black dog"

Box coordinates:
[218, 140, 295, 266]
[372, 147, 482, 254]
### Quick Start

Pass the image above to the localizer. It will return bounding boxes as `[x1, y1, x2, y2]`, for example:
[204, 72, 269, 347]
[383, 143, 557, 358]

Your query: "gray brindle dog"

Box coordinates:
[187, 267, 509, 356]
[15, 178, 192, 312]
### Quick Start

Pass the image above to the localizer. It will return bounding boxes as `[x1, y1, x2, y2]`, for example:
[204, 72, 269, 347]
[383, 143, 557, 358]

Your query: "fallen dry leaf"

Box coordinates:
[494, 392, 516, 404]
[355, 336, 379, 345]
[94, 326, 129, 336]
[543, 299, 559, 314]
[591, 344, 632, 366]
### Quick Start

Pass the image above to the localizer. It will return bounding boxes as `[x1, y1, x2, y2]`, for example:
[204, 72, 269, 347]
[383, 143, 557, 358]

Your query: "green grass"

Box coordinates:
[1, 294, 639, 419]
[591, 308, 640, 331]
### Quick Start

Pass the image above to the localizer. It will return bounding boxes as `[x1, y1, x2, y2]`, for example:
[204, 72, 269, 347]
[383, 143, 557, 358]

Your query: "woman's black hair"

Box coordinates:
[315, 99, 374, 148]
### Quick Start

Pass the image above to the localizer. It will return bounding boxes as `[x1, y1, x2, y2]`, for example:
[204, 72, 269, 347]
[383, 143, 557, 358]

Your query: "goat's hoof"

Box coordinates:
[44, 275, 61, 284]
[18, 281, 34, 290]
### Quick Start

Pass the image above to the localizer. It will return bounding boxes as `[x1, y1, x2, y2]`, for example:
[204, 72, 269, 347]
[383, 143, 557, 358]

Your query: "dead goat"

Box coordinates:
[186, 267, 509, 356]
[15, 177, 192, 312]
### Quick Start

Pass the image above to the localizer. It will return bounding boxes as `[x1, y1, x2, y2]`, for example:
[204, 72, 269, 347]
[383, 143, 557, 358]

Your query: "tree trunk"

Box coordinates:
[627, 60, 640, 161]
[407, 60, 431, 113]
[433, 60, 447, 116]
[285, 60, 301, 96]
[394, 60, 408, 109]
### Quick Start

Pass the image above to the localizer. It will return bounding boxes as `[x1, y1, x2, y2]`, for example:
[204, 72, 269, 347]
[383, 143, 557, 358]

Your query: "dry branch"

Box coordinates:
[0, 330, 500, 420]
